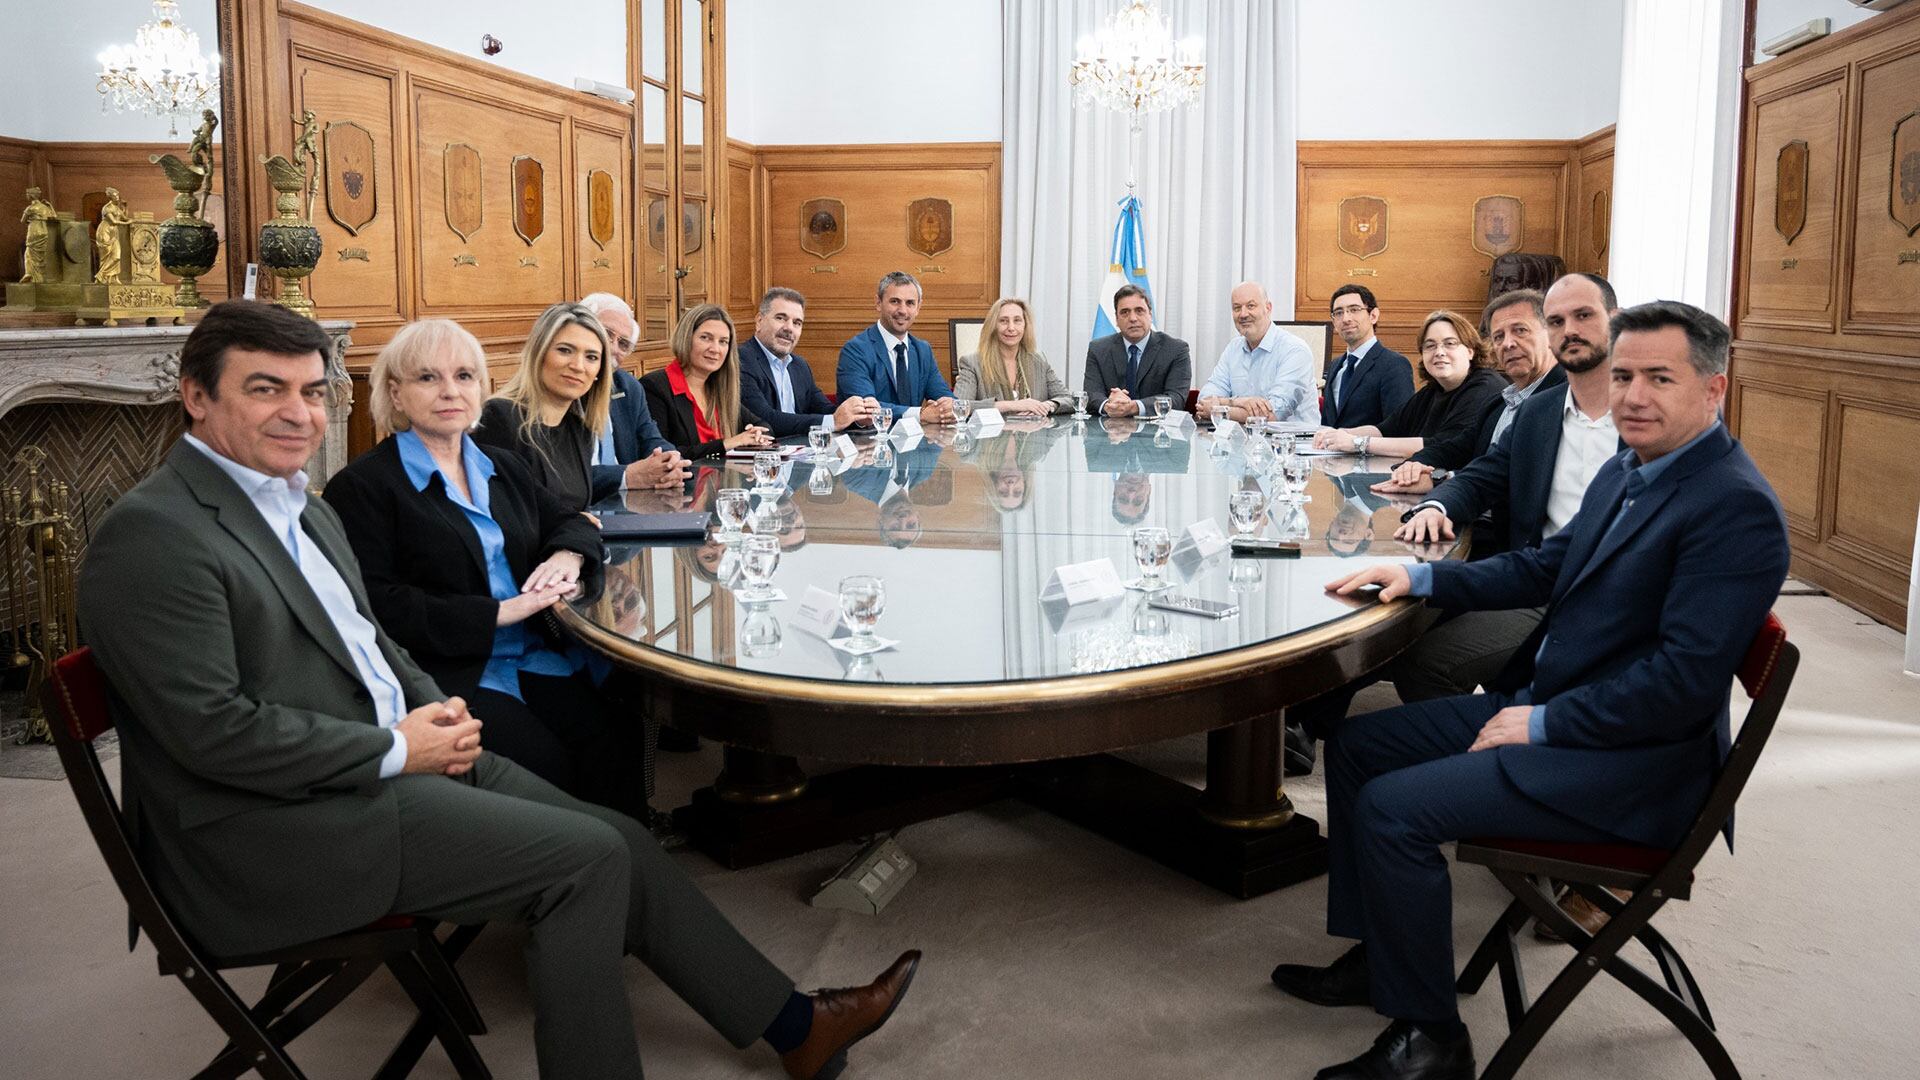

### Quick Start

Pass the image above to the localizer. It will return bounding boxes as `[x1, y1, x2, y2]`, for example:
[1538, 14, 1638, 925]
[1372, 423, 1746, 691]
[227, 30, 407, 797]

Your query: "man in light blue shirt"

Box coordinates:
[1198, 281, 1320, 426]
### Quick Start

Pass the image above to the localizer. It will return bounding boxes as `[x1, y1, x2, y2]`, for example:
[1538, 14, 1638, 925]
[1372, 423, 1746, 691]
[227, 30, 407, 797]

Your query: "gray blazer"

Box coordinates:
[1083, 330, 1192, 411]
[77, 440, 444, 956]
[953, 350, 1073, 414]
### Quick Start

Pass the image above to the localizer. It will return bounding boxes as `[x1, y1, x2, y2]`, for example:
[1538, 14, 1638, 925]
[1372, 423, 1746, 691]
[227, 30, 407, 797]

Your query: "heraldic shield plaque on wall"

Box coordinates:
[800, 197, 846, 259]
[907, 197, 953, 258]
[1338, 196, 1389, 260]
[512, 155, 545, 245]
[587, 169, 616, 251]
[1894, 110, 1920, 238]
[323, 121, 376, 236]
[1776, 139, 1808, 244]
[1472, 195, 1525, 259]
[444, 143, 482, 242]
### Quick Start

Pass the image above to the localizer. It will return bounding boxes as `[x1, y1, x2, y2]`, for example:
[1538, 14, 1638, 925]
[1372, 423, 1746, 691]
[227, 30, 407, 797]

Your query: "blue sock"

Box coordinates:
[762, 991, 813, 1053]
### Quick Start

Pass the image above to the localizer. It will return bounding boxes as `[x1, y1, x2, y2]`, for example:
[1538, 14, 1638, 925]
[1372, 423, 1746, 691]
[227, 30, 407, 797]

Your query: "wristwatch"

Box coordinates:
[1354, 435, 1371, 455]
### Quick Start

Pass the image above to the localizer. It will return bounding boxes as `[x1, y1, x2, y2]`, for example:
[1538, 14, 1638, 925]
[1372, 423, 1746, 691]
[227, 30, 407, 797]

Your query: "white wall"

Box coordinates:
[6, 0, 221, 141]
[1752, 0, 1879, 61]
[1296, 0, 1624, 140]
[725, 0, 1002, 145]
[310, 0, 627, 92]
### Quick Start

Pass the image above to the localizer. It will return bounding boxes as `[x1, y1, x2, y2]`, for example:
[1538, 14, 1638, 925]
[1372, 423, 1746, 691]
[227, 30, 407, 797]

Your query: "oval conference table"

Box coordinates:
[562, 414, 1463, 898]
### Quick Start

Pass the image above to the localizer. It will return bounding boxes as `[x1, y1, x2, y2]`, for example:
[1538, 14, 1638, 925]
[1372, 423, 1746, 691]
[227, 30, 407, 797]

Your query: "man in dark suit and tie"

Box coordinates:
[77, 300, 921, 1080]
[1083, 284, 1192, 416]
[579, 292, 690, 501]
[1268, 300, 1789, 1080]
[836, 271, 957, 423]
[739, 286, 879, 436]
[1321, 284, 1415, 431]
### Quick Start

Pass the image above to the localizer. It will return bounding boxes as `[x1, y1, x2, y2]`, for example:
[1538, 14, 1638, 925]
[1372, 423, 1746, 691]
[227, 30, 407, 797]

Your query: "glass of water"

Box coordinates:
[1210, 404, 1230, 429]
[714, 488, 749, 540]
[807, 426, 833, 459]
[1130, 526, 1173, 589]
[1269, 432, 1297, 459]
[1071, 389, 1089, 418]
[1151, 395, 1172, 421]
[1281, 453, 1312, 500]
[1228, 489, 1266, 536]
[740, 534, 780, 600]
[952, 398, 974, 424]
[741, 607, 783, 658]
[808, 466, 834, 495]
[876, 405, 894, 433]
[839, 574, 886, 650]
[751, 452, 782, 493]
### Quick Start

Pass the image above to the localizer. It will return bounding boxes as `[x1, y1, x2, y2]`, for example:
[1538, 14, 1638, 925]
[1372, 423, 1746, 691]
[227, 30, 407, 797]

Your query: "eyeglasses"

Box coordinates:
[1420, 338, 1465, 356]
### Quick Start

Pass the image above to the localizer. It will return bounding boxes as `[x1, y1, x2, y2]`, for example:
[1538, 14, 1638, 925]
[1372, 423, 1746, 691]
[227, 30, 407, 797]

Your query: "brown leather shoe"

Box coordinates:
[1534, 887, 1630, 942]
[781, 950, 921, 1080]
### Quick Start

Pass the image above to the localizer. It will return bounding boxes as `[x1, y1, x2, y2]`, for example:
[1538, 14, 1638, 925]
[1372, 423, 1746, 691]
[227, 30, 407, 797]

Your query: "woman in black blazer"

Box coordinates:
[639, 303, 774, 460]
[323, 319, 637, 814]
[472, 302, 615, 511]
[1310, 309, 1505, 466]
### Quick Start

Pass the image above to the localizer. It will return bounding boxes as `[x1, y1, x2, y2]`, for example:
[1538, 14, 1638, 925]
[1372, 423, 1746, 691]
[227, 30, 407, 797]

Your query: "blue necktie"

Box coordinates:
[1126, 343, 1140, 397]
[893, 343, 910, 401]
[1333, 354, 1357, 412]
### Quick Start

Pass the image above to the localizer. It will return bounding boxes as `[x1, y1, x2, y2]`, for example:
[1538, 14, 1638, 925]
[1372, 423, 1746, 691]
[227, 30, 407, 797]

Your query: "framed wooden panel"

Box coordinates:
[1830, 396, 1920, 576]
[1844, 42, 1920, 332]
[293, 53, 402, 322]
[1728, 379, 1826, 538]
[1740, 75, 1846, 331]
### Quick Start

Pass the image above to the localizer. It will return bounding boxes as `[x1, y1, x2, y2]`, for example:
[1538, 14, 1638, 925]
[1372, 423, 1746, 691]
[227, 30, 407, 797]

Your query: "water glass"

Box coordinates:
[714, 488, 749, 539]
[1070, 389, 1089, 418]
[1269, 432, 1297, 459]
[1151, 395, 1172, 420]
[1210, 404, 1231, 430]
[740, 534, 780, 598]
[808, 466, 835, 495]
[952, 398, 975, 424]
[751, 452, 782, 492]
[876, 405, 895, 433]
[807, 426, 833, 458]
[1228, 489, 1266, 536]
[1281, 453, 1312, 498]
[839, 574, 886, 647]
[741, 608, 783, 659]
[1130, 526, 1172, 588]
[952, 428, 977, 454]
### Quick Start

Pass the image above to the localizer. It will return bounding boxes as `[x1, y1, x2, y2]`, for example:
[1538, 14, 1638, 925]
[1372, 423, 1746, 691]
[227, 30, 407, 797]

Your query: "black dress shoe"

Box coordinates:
[1271, 942, 1369, 1007]
[1313, 1019, 1474, 1080]
[1284, 719, 1316, 776]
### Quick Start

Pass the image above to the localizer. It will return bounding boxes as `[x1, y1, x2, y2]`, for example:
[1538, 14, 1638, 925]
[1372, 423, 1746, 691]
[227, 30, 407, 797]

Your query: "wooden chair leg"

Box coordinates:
[384, 951, 492, 1080]
[414, 926, 486, 1035]
[1476, 870, 1624, 1080]
[195, 962, 344, 1080]
[1457, 897, 1529, 996]
[171, 962, 311, 1080]
[376, 927, 489, 1080]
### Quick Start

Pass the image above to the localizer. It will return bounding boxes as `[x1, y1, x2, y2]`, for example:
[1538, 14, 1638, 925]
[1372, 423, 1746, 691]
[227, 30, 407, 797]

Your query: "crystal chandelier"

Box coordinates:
[1069, 1, 1205, 132]
[96, 1, 221, 136]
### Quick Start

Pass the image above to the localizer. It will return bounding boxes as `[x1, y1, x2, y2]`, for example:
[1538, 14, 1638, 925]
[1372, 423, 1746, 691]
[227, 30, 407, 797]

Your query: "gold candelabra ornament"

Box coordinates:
[150, 108, 222, 308]
[1068, 0, 1206, 133]
[4, 448, 81, 747]
[96, 1, 222, 137]
[256, 110, 324, 317]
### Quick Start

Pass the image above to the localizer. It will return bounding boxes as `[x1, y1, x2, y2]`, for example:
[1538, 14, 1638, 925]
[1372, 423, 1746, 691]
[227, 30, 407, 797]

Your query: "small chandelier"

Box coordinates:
[1069, 1, 1205, 132]
[96, 1, 221, 136]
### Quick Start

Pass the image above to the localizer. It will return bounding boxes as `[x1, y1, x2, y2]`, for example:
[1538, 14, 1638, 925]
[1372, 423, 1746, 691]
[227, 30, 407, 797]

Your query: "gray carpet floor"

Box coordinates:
[0, 592, 1914, 1078]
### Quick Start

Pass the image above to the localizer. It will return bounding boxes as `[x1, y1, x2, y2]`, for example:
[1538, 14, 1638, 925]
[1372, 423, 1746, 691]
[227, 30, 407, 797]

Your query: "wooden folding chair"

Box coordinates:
[1454, 612, 1797, 1080]
[44, 647, 491, 1080]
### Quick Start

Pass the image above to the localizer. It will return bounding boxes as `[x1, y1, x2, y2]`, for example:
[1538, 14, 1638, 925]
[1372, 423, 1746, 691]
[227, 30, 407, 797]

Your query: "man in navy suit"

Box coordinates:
[578, 293, 689, 501]
[1269, 301, 1789, 1080]
[1321, 284, 1414, 431]
[738, 287, 879, 436]
[836, 271, 957, 423]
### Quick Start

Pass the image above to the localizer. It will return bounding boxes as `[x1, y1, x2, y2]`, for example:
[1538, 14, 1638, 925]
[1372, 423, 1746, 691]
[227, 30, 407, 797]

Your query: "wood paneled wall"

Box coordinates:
[0, 137, 230, 307]
[227, 2, 635, 455]
[1732, 4, 1920, 628]
[722, 141, 1003, 394]
[1294, 135, 1612, 357]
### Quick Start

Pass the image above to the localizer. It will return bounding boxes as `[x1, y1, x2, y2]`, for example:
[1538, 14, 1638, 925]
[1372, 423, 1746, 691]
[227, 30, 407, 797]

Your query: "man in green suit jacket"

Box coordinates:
[76, 301, 917, 1080]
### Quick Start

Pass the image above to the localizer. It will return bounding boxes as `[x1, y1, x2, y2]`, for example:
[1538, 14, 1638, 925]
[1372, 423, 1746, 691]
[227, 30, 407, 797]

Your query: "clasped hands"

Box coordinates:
[1197, 395, 1274, 424]
[622, 447, 691, 490]
[398, 696, 483, 776]
[496, 549, 585, 626]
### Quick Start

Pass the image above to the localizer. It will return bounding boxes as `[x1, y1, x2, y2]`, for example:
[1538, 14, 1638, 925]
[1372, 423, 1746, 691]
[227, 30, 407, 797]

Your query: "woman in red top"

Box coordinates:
[639, 303, 773, 460]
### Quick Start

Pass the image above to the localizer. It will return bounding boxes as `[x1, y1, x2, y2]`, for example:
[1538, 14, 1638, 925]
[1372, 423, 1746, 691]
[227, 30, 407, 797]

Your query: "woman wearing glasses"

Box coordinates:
[1309, 310, 1504, 464]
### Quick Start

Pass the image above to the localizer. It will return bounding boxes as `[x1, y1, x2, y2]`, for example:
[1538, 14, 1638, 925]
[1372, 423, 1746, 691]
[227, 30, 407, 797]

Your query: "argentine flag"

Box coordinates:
[1091, 194, 1153, 340]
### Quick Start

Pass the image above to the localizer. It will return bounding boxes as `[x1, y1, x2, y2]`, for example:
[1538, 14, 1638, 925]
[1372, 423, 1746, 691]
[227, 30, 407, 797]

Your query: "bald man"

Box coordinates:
[1197, 281, 1319, 426]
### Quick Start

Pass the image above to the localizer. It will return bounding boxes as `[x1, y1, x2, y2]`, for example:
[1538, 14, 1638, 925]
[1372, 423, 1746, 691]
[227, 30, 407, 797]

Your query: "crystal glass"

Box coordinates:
[1281, 453, 1312, 499]
[807, 427, 833, 458]
[1070, 389, 1089, 418]
[714, 488, 749, 540]
[1244, 433, 1274, 474]
[1227, 558, 1265, 594]
[952, 428, 977, 454]
[740, 608, 783, 659]
[1151, 394, 1172, 420]
[740, 534, 780, 599]
[952, 398, 975, 424]
[1130, 526, 1172, 588]
[808, 466, 834, 495]
[1210, 404, 1230, 429]
[1228, 489, 1265, 536]
[839, 574, 886, 648]
[876, 405, 894, 433]
[1268, 432, 1297, 459]
[751, 452, 782, 492]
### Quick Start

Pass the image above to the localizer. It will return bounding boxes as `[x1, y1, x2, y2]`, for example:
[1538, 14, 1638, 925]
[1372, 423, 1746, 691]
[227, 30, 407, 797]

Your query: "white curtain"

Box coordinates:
[1608, 0, 1745, 315]
[1000, 0, 1296, 391]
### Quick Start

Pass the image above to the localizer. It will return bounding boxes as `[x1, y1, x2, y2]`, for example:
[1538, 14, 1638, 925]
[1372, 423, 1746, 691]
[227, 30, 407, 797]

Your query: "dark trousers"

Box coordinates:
[1325, 694, 1618, 1023]
[1290, 606, 1544, 739]
[389, 753, 794, 1079]
[469, 671, 647, 819]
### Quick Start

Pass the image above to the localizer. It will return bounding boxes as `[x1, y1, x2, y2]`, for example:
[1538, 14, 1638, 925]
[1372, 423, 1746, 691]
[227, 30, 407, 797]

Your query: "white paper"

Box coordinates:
[833, 433, 859, 459]
[1184, 519, 1230, 558]
[791, 585, 843, 639]
[1044, 558, 1126, 606]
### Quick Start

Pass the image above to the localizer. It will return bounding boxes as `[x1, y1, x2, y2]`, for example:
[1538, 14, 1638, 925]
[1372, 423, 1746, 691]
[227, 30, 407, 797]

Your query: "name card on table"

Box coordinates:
[1184, 519, 1229, 558]
[1158, 410, 1196, 433]
[971, 407, 1005, 431]
[1212, 418, 1241, 438]
[833, 433, 859, 459]
[1040, 558, 1126, 607]
[890, 413, 923, 440]
[791, 585, 844, 639]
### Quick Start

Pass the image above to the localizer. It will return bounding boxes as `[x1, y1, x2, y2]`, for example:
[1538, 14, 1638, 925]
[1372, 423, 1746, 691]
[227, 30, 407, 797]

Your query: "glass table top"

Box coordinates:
[569, 417, 1460, 687]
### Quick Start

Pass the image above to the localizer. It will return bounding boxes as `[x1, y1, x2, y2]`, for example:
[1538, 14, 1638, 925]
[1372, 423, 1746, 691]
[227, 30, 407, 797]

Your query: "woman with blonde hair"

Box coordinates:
[953, 297, 1072, 416]
[473, 302, 617, 510]
[640, 303, 772, 460]
[323, 318, 634, 811]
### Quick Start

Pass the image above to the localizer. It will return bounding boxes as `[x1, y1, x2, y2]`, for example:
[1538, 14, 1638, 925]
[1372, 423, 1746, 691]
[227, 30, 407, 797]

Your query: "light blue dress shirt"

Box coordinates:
[1486, 374, 1553, 448]
[394, 430, 573, 701]
[764, 346, 799, 413]
[1403, 422, 1723, 745]
[181, 434, 410, 778]
[1200, 324, 1320, 425]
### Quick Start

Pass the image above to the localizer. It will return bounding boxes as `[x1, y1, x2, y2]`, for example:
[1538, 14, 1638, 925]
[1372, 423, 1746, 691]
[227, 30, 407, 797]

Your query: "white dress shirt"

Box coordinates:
[182, 434, 411, 777]
[1200, 324, 1319, 425]
[1543, 390, 1620, 537]
[1330, 336, 1377, 413]
[762, 339, 799, 413]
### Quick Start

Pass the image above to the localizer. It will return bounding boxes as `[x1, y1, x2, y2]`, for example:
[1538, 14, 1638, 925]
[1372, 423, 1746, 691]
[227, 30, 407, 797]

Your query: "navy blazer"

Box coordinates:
[1427, 424, 1789, 848]
[739, 336, 838, 437]
[1427, 382, 1624, 556]
[1417, 363, 1568, 471]
[1321, 343, 1416, 430]
[835, 325, 955, 413]
[588, 368, 678, 503]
